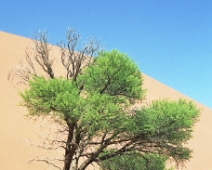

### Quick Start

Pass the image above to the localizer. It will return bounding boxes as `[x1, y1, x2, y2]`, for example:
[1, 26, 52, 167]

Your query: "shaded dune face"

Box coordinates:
[0, 31, 211, 170]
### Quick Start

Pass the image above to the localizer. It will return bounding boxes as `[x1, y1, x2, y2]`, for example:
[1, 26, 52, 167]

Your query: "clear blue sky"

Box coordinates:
[1, 1, 212, 108]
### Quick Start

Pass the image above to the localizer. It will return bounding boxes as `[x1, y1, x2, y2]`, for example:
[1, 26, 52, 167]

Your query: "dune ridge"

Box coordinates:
[0, 31, 211, 169]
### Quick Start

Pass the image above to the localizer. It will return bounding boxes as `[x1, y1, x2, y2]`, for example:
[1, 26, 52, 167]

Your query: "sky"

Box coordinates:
[1, 1, 212, 108]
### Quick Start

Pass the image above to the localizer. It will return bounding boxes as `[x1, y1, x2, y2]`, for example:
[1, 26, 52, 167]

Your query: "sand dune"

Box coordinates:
[0, 31, 211, 169]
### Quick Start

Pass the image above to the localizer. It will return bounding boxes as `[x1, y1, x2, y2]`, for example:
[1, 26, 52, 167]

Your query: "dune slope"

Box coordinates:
[0, 31, 211, 170]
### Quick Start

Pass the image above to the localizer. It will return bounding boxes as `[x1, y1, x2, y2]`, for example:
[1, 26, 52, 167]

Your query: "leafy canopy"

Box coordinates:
[19, 49, 200, 170]
[79, 50, 144, 99]
[100, 152, 167, 170]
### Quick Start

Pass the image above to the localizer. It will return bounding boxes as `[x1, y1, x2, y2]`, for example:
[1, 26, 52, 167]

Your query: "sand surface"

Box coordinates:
[0, 31, 211, 170]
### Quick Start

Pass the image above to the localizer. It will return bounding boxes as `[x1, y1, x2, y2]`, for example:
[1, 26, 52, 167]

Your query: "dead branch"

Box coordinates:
[8, 30, 55, 86]
[28, 156, 63, 170]
[60, 27, 100, 81]
[33, 31, 55, 79]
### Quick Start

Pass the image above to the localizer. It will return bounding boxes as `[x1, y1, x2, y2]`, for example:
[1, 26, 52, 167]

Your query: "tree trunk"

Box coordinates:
[70, 148, 80, 170]
[63, 153, 72, 170]
[63, 121, 81, 170]
[63, 146, 78, 170]
[63, 122, 75, 170]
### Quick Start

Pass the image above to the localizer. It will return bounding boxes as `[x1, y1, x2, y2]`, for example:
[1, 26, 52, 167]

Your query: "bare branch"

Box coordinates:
[59, 27, 100, 81]
[28, 156, 63, 170]
[33, 31, 55, 79]
[8, 57, 36, 86]
[8, 30, 56, 87]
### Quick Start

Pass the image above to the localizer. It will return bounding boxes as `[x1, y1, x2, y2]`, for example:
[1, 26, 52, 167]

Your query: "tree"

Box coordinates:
[10, 29, 200, 170]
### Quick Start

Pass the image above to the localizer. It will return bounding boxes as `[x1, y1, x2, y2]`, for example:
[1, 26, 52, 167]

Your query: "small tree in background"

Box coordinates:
[10, 29, 200, 170]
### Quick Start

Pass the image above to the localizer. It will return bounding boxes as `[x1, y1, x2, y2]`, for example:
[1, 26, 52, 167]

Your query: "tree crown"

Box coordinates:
[15, 30, 200, 170]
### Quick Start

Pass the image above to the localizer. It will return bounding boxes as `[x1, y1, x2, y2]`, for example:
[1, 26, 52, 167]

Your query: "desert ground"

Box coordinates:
[0, 31, 212, 169]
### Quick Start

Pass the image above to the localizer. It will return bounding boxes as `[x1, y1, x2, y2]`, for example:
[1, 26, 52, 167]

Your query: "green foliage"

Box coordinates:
[131, 99, 200, 161]
[20, 77, 80, 119]
[79, 92, 129, 136]
[19, 49, 200, 170]
[100, 152, 166, 170]
[20, 76, 130, 130]
[79, 50, 144, 101]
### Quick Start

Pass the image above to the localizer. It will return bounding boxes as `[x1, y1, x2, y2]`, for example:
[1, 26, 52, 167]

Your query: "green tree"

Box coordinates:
[12, 30, 200, 170]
